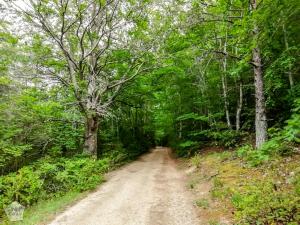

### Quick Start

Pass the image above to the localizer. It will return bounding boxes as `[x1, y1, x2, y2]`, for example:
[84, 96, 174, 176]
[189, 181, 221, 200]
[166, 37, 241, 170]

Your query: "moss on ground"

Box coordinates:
[187, 149, 300, 225]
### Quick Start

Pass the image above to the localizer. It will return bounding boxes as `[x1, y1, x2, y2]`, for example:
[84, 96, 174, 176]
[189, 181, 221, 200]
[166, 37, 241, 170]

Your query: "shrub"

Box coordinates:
[191, 154, 201, 168]
[195, 198, 209, 209]
[211, 177, 232, 199]
[0, 167, 43, 206]
[42, 156, 110, 193]
[237, 140, 295, 167]
[103, 145, 129, 165]
[0, 141, 33, 172]
[294, 176, 300, 195]
[0, 154, 113, 218]
[175, 140, 200, 157]
[283, 98, 300, 143]
[209, 130, 243, 148]
[236, 144, 267, 167]
[261, 139, 294, 156]
[231, 182, 300, 224]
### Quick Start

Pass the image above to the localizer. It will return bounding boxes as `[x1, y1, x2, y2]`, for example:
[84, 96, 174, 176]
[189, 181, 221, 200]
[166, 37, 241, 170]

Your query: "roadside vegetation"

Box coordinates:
[188, 146, 300, 225]
[0, 147, 141, 223]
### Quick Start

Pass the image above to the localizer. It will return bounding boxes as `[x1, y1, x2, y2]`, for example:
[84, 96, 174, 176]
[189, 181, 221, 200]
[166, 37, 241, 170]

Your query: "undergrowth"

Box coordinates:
[231, 181, 300, 224]
[190, 146, 300, 225]
[0, 146, 130, 221]
[236, 140, 296, 167]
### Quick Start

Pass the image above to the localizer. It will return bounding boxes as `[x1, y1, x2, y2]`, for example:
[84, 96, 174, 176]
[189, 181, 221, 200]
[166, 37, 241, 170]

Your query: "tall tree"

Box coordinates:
[11, 0, 150, 156]
[250, 0, 268, 148]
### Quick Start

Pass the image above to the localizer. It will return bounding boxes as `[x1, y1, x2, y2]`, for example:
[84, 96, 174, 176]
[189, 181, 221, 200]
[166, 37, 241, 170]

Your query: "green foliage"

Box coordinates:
[0, 85, 83, 173]
[179, 140, 198, 149]
[261, 140, 294, 157]
[211, 178, 231, 200]
[231, 182, 300, 224]
[176, 140, 200, 157]
[176, 113, 208, 122]
[237, 139, 295, 167]
[38, 156, 109, 194]
[0, 167, 43, 207]
[237, 144, 271, 167]
[236, 98, 300, 166]
[208, 130, 243, 148]
[283, 98, 300, 143]
[102, 144, 130, 166]
[143, 0, 300, 160]
[191, 154, 201, 168]
[0, 142, 32, 169]
[195, 198, 209, 209]
[0, 154, 112, 217]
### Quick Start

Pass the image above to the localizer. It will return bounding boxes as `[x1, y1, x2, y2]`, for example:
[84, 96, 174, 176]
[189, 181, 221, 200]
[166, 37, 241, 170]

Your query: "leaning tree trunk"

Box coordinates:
[251, 0, 268, 149]
[83, 115, 99, 157]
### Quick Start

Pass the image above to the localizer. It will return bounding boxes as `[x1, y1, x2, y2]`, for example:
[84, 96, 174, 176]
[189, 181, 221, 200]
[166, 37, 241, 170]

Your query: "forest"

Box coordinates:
[0, 0, 300, 224]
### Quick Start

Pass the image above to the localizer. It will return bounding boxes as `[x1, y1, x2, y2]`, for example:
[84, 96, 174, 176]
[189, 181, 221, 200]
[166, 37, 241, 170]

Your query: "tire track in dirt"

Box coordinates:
[48, 147, 199, 225]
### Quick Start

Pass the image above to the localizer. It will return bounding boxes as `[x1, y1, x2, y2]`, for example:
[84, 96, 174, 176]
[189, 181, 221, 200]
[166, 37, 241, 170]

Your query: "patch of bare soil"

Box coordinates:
[180, 156, 234, 225]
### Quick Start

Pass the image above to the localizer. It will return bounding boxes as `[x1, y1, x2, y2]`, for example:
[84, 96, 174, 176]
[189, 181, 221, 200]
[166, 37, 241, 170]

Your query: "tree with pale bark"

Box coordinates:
[9, 0, 154, 156]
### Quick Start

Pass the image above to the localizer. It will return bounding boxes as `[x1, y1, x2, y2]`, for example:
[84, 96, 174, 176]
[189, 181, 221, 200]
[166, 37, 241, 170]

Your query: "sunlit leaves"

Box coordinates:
[176, 113, 208, 122]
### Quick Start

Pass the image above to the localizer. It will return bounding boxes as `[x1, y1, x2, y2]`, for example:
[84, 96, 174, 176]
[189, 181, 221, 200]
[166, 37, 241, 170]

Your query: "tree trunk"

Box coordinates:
[179, 120, 183, 139]
[250, 0, 268, 148]
[253, 46, 267, 148]
[83, 116, 99, 157]
[222, 73, 231, 129]
[283, 24, 294, 88]
[221, 37, 232, 129]
[236, 80, 243, 131]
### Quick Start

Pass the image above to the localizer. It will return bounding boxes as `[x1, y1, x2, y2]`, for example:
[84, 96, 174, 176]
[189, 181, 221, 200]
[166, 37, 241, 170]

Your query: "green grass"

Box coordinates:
[1, 191, 88, 225]
[195, 198, 209, 209]
[191, 154, 201, 168]
[208, 220, 225, 225]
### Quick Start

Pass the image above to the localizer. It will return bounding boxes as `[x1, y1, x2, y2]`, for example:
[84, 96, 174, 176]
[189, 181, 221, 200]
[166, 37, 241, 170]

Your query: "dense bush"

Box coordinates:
[282, 98, 300, 143]
[101, 144, 130, 165]
[175, 140, 200, 157]
[0, 167, 43, 207]
[237, 139, 295, 167]
[0, 87, 84, 174]
[208, 130, 244, 148]
[0, 154, 112, 218]
[235, 102, 299, 167]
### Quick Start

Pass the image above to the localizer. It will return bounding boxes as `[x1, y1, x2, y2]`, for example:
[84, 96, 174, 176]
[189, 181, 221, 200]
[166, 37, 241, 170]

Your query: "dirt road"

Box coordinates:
[49, 147, 199, 225]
